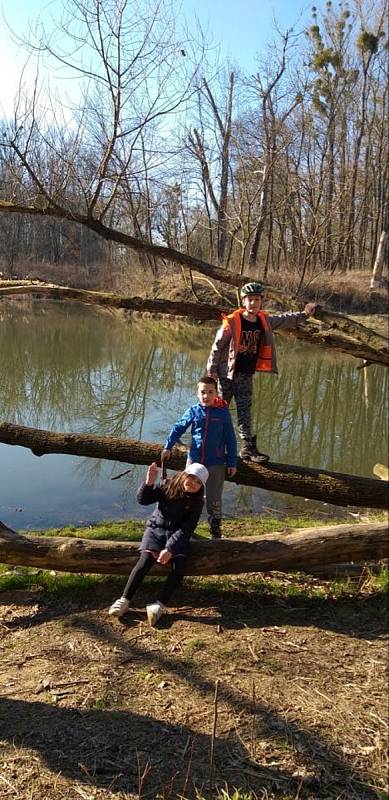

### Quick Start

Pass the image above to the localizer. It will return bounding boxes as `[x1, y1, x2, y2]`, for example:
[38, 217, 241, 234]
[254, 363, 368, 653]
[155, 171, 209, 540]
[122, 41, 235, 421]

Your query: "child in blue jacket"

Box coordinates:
[162, 375, 237, 539]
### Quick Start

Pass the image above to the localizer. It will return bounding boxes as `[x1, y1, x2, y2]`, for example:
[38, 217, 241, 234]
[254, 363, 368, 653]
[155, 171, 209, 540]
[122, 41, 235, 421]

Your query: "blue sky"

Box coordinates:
[182, 0, 310, 69]
[1, 0, 311, 116]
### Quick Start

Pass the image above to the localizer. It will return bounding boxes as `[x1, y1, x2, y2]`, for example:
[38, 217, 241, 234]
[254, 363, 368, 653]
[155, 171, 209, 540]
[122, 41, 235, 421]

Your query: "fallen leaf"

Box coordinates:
[35, 676, 53, 694]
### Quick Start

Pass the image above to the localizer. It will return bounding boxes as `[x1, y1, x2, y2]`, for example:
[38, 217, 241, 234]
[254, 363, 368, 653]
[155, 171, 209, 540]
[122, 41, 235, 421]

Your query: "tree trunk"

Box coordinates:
[0, 520, 387, 576]
[1, 282, 388, 367]
[0, 422, 387, 509]
[370, 230, 387, 289]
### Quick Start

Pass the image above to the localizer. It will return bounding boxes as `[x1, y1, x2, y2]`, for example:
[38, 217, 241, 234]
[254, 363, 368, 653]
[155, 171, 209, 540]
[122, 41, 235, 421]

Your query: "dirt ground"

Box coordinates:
[0, 575, 387, 800]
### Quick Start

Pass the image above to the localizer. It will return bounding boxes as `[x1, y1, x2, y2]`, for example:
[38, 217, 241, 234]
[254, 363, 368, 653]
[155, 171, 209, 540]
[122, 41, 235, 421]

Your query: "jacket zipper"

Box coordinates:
[200, 406, 209, 464]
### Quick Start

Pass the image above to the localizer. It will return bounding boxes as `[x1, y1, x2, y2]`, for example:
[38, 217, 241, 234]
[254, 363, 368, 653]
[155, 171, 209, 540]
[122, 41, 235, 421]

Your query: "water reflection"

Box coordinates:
[0, 302, 387, 529]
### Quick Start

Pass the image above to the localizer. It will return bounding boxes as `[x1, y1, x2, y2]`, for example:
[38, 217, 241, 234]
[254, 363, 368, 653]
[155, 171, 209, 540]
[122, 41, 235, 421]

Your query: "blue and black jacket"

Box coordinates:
[164, 398, 237, 468]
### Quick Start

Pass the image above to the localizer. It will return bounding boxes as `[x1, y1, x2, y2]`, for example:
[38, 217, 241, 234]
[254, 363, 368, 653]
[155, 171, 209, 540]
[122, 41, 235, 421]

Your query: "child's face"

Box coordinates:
[183, 474, 203, 493]
[242, 294, 263, 314]
[197, 381, 218, 406]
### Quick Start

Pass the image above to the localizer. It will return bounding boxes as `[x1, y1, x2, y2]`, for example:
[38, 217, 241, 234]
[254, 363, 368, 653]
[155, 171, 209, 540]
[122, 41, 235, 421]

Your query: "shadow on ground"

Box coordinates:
[2, 577, 387, 641]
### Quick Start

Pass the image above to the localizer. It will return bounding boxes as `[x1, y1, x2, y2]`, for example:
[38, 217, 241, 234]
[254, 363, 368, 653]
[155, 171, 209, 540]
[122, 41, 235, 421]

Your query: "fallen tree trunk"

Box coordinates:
[1, 422, 387, 509]
[0, 521, 387, 576]
[0, 201, 386, 352]
[1, 282, 388, 367]
[0, 201, 294, 300]
[0, 283, 222, 321]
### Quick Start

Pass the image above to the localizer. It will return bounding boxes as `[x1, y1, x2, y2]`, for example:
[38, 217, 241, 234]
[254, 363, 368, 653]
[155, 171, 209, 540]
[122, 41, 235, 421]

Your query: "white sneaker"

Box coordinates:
[108, 597, 129, 617]
[146, 602, 165, 627]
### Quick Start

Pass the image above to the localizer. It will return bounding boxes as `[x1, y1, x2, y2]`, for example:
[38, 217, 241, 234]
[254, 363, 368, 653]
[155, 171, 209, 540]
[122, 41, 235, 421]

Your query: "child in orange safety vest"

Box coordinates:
[207, 282, 319, 463]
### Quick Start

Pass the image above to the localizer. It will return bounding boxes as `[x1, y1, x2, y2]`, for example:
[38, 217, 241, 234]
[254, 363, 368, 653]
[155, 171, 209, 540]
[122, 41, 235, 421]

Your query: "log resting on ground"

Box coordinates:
[0, 422, 388, 509]
[0, 521, 387, 576]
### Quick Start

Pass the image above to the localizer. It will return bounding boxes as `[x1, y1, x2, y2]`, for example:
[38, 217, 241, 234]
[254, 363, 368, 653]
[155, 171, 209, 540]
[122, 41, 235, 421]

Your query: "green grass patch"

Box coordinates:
[20, 510, 387, 542]
[186, 637, 208, 652]
[213, 791, 257, 800]
[186, 568, 389, 601]
[1, 562, 387, 600]
[363, 566, 389, 594]
[0, 564, 123, 594]
[26, 519, 145, 541]
[220, 513, 355, 537]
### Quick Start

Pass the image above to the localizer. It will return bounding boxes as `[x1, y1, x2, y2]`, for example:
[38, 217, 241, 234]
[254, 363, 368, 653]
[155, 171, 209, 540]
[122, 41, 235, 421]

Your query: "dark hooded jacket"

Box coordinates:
[137, 481, 204, 557]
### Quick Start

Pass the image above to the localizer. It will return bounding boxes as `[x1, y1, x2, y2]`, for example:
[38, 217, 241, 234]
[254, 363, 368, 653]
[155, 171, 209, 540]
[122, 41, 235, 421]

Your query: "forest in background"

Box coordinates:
[0, 0, 387, 296]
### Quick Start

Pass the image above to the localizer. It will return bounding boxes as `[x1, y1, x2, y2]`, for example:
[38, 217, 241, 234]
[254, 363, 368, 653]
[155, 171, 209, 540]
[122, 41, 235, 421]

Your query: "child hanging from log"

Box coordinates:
[108, 461, 209, 626]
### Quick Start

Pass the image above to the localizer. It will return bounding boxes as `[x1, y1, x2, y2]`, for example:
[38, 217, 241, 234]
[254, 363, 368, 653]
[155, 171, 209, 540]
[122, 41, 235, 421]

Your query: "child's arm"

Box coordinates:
[207, 323, 232, 376]
[163, 407, 195, 452]
[224, 410, 238, 474]
[157, 548, 172, 564]
[165, 498, 204, 555]
[268, 303, 320, 331]
[136, 463, 164, 505]
[146, 462, 159, 485]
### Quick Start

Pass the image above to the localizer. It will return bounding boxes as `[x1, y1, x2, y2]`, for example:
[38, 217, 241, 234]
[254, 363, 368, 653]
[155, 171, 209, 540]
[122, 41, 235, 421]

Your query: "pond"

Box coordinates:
[0, 301, 387, 530]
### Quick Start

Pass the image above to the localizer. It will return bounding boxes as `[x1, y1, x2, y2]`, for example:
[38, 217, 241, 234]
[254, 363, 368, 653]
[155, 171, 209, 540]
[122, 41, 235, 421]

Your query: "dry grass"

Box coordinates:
[2, 258, 387, 316]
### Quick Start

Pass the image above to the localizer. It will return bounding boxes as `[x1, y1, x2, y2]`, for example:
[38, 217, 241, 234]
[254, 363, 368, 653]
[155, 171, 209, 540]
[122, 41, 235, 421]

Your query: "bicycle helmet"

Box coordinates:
[240, 281, 265, 298]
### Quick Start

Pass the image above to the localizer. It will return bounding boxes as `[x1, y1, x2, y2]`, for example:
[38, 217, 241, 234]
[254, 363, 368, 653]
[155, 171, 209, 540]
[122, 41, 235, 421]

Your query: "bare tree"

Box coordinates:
[1, 0, 205, 275]
[187, 71, 235, 265]
[0, 0, 387, 288]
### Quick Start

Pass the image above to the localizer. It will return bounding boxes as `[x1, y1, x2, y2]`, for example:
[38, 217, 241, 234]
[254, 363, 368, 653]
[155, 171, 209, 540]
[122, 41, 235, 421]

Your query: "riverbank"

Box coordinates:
[2, 264, 388, 316]
[0, 515, 387, 800]
[154, 269, 388, 317]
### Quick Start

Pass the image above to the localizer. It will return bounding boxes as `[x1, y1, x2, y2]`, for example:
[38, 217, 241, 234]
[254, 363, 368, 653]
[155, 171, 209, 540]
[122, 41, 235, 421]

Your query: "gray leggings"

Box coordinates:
[205, 464, 226, 524]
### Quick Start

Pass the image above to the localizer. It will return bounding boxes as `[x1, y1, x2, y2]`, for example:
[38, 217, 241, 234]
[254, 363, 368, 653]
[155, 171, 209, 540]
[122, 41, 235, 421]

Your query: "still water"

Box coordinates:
[0, 302, 387, 530]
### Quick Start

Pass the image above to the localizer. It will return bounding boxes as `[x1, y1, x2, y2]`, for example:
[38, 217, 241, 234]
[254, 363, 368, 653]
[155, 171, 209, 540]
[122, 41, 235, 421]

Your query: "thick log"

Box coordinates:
[282, 314, 389, 367]
[313, 306, 388, 355]
[0, 283, 222, 322]
[1, 282, 388, 366]
[0, 521, 387, 576]
[0, 422, 388, 509]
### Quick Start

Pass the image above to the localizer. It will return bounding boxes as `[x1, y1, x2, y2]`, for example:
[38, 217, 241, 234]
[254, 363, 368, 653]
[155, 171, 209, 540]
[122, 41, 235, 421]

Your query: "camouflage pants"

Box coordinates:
[219, 373, 253, 441]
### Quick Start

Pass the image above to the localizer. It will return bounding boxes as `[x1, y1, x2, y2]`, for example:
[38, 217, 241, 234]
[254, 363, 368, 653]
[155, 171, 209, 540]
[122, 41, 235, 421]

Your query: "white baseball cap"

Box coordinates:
[185, 463, 209, 486]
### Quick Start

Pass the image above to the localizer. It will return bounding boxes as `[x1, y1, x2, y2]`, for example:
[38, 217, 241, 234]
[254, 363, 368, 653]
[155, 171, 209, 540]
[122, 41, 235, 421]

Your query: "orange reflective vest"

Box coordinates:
[223, 309, 274, 373]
